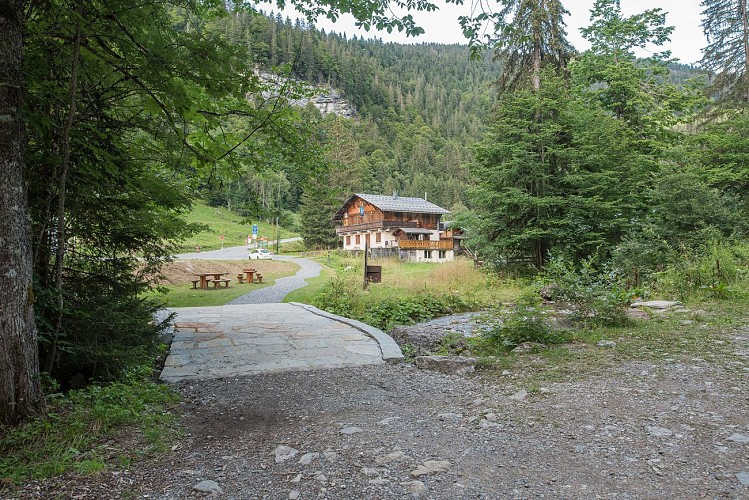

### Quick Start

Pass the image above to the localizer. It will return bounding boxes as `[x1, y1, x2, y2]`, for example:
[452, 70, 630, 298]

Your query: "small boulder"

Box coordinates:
[631, 300, 680, 310]
[193, 480, 222, 495]
[298, 452, 319, 465]
[411, 460, 451, 477]
[340, 426, 363, 435]
[414, 355, 476, 375]
[646, 426, 673, 438]
[274, 445, 299, 463]
[511, 342, 543, 354]
[401, 480, 428, 498]
[376, 450, 408, 465]
[539, 283, 559, 301]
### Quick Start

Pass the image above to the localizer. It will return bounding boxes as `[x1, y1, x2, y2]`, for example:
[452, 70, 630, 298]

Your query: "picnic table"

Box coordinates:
[241, 268, 256, 283]
[192, 272, 230, 289]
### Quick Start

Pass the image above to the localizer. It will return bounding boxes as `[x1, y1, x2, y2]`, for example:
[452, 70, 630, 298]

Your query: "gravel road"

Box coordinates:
[226, 257, 323, 304]
[17, 324, 749, 498]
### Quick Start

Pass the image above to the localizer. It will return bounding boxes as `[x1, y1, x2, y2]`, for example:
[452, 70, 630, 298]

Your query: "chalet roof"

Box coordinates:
[334, 193, 450, 220]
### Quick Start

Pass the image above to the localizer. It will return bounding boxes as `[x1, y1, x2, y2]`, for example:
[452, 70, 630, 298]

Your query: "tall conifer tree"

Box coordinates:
[700, 0, 749, 105]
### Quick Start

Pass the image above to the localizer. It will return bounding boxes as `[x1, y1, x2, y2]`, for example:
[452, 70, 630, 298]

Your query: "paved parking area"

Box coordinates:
[160, 303, 402, 382]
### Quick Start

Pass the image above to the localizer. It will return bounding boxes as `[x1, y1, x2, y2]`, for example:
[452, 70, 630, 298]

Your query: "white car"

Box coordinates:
[249, 248, 272, 260]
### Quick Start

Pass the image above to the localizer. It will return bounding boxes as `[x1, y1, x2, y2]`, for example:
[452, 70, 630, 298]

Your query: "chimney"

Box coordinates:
[392, 190, 398, 199]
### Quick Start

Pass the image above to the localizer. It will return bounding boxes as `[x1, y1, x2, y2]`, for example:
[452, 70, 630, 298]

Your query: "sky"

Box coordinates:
[281, 0, 706, 65]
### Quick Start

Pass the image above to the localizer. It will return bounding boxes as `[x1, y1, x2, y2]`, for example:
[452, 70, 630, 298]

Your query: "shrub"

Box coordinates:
[312, 276, 475, 331]
[542, 255, 633, 327]
[474, 294, 569, 352]
[651, 242, 749, 300]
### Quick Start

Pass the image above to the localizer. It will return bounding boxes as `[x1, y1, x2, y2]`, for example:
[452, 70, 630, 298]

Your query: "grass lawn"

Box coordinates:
[302, 252, 523, 306]
[284, 265, 336, 304]
[145, 259, 299, 308]
[174, 201, 299, 253]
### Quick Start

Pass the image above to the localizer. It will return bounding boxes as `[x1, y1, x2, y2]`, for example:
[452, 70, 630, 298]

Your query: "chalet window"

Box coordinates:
[438, 250, 446, 259]
[346, 235, 351, 246]
[424, 250, 432, 259]
[375, 232, 381, 243]
[355, 234, 361, 244]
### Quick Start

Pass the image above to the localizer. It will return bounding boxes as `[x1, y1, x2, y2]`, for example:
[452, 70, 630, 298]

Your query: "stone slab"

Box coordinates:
[160, 303, 401, 382]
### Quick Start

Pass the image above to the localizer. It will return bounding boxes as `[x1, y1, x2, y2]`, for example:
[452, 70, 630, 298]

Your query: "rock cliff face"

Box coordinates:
[295, 91, 355, 118]
[256, 71, 355, 118]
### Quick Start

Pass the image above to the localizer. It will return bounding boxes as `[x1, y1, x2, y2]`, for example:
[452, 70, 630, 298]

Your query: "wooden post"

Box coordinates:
[363, 241, 368, 289]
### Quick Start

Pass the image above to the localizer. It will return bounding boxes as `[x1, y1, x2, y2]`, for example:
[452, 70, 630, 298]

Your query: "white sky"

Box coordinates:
[280, 0, 705, 64]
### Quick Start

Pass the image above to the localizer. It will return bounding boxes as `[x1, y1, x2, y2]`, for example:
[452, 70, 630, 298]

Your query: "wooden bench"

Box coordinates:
[210, 279, 231, 289]
[255, 273, 263, 283]
[236, 273, 245, 284]
[191, 280, 200, 289]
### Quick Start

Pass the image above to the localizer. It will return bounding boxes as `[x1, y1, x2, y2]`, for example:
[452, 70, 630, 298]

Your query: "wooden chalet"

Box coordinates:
[333, 193, 460, 262]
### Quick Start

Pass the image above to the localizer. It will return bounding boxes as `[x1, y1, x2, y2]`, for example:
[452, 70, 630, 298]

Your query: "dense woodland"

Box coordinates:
[203, 11, 502, 217]
[1, 0, 749, 425]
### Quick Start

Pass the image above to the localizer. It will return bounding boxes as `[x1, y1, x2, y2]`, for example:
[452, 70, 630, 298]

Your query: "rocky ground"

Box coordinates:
[14, 320, 749, 499]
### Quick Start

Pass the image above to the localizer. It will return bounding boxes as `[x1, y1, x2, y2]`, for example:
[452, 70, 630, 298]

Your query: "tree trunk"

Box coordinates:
[532, 40, 541, 91]
[46, 2, 83, 373]
[0, 0, 43, 424]
[742, 0, 749, 103]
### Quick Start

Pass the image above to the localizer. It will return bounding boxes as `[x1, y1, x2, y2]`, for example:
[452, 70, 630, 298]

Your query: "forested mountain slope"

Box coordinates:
[207, 11, 501, 210]
[205, 11, 704, 213]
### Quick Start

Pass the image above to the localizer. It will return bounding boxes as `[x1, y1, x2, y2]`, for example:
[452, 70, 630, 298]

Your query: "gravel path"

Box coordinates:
[226, 257, 323, 304]
[18, 345, 749, 498]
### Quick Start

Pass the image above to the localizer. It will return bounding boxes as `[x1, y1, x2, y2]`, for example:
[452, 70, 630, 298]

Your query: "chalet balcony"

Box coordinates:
[336, 220, 420, 235]
[397, 240, 453, 250]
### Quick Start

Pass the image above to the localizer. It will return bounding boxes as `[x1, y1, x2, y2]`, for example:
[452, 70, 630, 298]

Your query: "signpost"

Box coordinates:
[219, 234, 224, 249]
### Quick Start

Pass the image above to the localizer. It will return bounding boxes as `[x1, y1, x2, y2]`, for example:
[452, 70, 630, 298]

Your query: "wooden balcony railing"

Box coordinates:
[337, 220, 421, 234]
[397, 240, 453, 250]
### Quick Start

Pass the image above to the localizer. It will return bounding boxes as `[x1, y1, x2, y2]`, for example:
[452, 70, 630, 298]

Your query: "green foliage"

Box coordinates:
[700, 0, 749, 107]
[611, 163, 745, 280]
[469, 75, 639, 269]
[0, 367, 179, 485]
[543, 256, 633, 327]
[363, 293, 470, 331]
[473, 294, 569, 353]
[299, 170, 340, 250]
[311, 275, 473, 331]
[571, 0, 704, 139]
[691, 111, 749, 209]
[650, 242, 749, 301]
[458, 0, 573, 90]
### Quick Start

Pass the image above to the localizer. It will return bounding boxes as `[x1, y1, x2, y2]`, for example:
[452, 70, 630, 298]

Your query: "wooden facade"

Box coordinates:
[336, 196, 440, 235]
[333, 193, 457, 262]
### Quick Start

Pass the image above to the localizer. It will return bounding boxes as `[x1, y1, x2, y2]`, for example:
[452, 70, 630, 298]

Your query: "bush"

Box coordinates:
[473, 294, 569, 352]
[651, 242, 749, 300]
[542, 255, 633, 327]
[312, 276, 473, 331]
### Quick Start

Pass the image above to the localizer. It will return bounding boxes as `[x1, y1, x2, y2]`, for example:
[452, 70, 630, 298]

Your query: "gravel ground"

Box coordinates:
[15, 326, 749, 498]
[226, 257, 322, 305]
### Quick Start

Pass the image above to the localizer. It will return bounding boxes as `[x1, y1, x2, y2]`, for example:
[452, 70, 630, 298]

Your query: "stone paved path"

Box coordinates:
[227, 257, 322, 304]
[160, 303, 402, 382]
